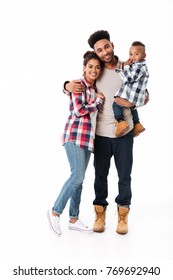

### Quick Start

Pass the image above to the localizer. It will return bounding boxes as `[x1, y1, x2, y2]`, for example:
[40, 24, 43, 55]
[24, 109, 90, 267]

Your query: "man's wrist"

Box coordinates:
[63, 81, 70, 90]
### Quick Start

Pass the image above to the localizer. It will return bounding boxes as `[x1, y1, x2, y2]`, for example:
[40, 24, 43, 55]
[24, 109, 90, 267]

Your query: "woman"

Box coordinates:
[47, 51, 104, 236]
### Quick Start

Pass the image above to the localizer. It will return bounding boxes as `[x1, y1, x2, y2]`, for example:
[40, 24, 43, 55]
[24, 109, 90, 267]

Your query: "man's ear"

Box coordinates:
[111, 42, 114, 49]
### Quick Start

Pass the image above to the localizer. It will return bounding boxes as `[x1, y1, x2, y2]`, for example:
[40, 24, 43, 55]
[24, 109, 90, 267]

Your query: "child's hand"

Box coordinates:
[124, 58, 133, 66]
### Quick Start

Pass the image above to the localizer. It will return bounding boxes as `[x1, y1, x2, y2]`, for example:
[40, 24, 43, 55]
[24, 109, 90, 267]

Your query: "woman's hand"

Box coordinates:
[96, 92, 105, 100]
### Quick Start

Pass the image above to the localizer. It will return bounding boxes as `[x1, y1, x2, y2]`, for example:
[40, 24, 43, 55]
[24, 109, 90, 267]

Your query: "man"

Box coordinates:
[65, 30, 135, 234]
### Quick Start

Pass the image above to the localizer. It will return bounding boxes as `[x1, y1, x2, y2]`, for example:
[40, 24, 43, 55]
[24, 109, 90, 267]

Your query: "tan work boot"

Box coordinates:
[115, 120, 129, 137]
[116, 206, 130, 234]
[133, 122, 145, 137]
[93, 205, 106, 232]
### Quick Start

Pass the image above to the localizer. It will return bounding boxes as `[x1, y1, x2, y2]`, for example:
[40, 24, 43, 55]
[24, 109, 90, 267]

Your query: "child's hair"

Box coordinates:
[88, 30, 110, 49]
[131, 41, 145, 50]
[83, 51, 104, 69]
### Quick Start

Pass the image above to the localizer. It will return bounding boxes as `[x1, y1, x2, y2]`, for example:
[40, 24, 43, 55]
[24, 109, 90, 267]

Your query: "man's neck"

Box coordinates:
[104, 56, 118, 70]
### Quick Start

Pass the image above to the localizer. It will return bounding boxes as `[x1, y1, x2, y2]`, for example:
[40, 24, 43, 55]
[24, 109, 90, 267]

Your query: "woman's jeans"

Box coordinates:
[53, 142, 91, 218]
[93, 131, 133, 207]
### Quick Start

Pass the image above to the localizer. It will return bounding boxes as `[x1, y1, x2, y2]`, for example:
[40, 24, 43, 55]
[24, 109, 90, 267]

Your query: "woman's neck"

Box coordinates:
[85, 77, 94, 86]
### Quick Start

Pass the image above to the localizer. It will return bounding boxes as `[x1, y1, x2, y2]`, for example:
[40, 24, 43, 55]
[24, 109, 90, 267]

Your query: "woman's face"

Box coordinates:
[83, 58, 102, 84]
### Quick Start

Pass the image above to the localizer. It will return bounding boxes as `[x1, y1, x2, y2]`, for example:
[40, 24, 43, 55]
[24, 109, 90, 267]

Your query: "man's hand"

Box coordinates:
[66, 80, 85, 93]
[144, 96, 149, 105]
[144, 89, 150, 105]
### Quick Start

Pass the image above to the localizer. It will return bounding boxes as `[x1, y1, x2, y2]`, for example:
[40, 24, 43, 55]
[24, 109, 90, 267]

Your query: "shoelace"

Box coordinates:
[96, 212, 105, 221]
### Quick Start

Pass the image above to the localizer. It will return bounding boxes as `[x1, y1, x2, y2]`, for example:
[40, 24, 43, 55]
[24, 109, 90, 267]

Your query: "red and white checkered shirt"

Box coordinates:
[63, 77, 104, 152]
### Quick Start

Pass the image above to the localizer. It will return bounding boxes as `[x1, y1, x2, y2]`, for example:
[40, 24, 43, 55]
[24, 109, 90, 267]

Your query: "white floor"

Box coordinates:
[1, 137, 173, 279]
[1, 130, 173, 265]
[1, 88, 173, 280]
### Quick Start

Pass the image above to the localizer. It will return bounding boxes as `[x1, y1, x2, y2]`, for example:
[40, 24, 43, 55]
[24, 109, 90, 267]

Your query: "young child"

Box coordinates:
[113, 41, 149, 137]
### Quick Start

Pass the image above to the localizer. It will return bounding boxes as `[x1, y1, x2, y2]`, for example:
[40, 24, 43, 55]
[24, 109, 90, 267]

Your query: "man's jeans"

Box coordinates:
[53, 142, 91, 218]
[93, 132, 133, 206]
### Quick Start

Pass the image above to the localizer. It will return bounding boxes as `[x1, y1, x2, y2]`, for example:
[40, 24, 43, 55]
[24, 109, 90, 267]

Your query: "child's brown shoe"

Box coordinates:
[115, 120, 129, 137]
[133, 123, 145, 137]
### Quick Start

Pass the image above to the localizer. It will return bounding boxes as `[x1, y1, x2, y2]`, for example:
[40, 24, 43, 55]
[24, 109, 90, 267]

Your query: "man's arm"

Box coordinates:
[115, 92, 149, 108]
[65, 80, 85, 93]
[115, 97, 134, 107]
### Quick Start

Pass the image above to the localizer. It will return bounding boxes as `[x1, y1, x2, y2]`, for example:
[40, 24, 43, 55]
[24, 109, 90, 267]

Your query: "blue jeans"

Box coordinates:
[53, 142, 91, 218]
[93, 132, 133, 206]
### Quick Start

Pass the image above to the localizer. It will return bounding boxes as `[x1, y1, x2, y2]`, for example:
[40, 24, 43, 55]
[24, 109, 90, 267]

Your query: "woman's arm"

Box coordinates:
[72, 92, 104, 117]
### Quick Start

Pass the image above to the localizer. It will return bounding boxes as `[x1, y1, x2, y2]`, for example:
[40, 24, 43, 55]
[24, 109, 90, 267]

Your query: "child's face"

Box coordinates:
[83, 58, 102, 84]
[129, 46, 146, 63]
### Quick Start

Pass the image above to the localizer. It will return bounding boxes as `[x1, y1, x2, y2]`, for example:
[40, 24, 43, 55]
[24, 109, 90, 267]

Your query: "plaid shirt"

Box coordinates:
[115, 60, 149, 107]
[63, 77, 104, 152]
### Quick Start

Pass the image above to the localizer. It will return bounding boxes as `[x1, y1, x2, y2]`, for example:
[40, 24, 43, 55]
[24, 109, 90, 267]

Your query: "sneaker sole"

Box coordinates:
[69, 227, 93, 233]
[47, 210, 62, 237]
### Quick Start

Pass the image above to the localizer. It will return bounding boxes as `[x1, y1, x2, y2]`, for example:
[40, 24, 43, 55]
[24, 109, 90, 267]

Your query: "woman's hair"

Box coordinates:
[83, 51, 104, 69]
[88, 30, 110, 49]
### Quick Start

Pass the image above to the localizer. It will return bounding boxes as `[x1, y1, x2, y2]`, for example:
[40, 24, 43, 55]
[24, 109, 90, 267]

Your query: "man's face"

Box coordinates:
[93, 39, 114, 63]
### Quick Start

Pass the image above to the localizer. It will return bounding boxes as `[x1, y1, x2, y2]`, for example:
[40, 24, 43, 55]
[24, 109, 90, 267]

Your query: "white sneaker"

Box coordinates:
[68, 220, 93, 233]
[47, 209, 62, 236]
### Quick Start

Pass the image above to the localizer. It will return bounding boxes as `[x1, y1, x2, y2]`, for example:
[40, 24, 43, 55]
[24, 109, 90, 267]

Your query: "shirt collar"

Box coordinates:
[80, 76, 97, 90]
[134, 59, 146, 65]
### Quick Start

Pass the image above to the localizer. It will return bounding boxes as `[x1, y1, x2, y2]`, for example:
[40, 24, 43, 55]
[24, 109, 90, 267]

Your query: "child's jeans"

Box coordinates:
[112, 101, 139, 124]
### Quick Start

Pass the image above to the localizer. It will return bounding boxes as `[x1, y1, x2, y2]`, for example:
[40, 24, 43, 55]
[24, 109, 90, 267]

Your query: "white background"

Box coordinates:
[0, 0, 173, 278]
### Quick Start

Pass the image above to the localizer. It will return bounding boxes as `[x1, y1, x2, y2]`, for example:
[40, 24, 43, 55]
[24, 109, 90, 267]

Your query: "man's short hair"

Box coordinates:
[88, 30, 110, 49]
